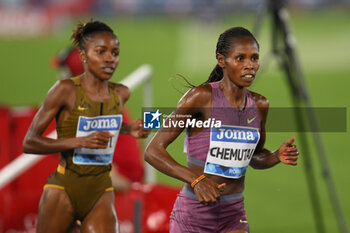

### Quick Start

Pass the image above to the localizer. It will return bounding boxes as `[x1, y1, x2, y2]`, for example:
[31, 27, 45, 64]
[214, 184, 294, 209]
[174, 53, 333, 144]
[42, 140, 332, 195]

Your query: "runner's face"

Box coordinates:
[84, 32, 119, 80]
[219, 37, 259, 88]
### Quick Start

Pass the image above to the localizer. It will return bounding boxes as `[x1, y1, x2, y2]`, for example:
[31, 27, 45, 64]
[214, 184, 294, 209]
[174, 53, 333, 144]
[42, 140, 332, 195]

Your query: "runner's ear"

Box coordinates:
[79, 50, 87, 64]
[217, 53, 225, 68]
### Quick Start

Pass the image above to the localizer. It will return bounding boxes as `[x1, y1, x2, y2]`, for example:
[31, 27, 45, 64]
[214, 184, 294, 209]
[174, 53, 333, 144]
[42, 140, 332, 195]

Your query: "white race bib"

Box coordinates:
[204, 125, 260, 178]
[73, 114, 122, 165]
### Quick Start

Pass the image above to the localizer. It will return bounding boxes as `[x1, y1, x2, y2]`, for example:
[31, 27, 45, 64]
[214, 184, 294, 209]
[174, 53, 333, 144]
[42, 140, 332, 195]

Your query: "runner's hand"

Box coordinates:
[276, 136, 299, 165]
[130, 119, 150, 138]
[81, 131, 114, 149]
[193, 178, 226, 204]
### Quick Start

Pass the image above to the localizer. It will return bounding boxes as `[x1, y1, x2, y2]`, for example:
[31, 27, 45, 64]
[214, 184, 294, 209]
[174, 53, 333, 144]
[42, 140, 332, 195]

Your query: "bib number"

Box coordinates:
[73, 114, 122, 165]
[204, 125, 260, 178]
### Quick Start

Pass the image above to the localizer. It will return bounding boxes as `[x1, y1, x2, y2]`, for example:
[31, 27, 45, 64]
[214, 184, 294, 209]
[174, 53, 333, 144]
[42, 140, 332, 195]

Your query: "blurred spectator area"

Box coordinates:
[0, 0, 349, 37]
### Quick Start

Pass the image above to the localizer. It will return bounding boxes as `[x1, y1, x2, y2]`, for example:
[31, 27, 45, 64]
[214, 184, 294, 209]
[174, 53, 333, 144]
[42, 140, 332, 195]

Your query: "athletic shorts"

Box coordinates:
[44, 165, 113, 220]
[170, 186, 249, 233]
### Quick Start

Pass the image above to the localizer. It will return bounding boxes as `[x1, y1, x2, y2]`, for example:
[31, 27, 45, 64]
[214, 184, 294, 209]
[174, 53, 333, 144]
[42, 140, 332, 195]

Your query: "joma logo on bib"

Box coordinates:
[74, 114, 122, 165]
[83, 118, 119, 131]
[216, 129, 255, 140]
[212, 126, 259, 143]
[78, 116, 121, 132]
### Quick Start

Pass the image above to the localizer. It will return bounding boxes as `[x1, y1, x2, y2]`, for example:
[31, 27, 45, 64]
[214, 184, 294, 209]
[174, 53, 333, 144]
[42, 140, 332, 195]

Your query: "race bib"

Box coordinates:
[204, 125, 260, 178]
[73, 114, 122, 165]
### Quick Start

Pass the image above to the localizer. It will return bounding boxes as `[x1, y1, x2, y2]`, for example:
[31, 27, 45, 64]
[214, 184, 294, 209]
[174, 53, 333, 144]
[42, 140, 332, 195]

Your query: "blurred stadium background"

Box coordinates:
[0, 0, 349, 232]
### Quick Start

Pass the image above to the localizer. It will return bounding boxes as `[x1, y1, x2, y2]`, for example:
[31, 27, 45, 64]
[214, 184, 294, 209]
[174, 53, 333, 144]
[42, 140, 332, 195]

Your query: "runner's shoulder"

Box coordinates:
[110, 82, 130, 103]
[250, 91, 269, 109]
[178, 83, 212, 108]
[48, 79, 76, 98]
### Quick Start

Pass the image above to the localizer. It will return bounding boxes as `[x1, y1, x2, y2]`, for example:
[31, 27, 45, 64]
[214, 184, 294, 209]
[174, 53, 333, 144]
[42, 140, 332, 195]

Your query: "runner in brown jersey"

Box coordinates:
[23, 20, 149, 233]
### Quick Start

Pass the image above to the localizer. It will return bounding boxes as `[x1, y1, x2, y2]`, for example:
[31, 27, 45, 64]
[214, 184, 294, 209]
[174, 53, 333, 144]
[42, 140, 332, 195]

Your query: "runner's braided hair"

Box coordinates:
[71, 20, 116, 50]
[206, 27, 259, 83]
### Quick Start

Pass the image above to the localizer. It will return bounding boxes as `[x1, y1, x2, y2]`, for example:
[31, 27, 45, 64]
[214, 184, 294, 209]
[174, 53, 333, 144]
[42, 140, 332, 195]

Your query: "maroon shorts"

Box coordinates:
[170, 187, 249, 233]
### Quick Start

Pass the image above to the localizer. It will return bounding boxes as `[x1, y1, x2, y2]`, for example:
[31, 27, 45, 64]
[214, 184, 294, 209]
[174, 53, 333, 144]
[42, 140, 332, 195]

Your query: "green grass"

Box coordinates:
[1, 9, 349, 233]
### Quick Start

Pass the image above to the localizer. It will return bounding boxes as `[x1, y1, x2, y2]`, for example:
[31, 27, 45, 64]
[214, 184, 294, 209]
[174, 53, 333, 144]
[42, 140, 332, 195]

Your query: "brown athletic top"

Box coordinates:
[56, 76, 122, 175]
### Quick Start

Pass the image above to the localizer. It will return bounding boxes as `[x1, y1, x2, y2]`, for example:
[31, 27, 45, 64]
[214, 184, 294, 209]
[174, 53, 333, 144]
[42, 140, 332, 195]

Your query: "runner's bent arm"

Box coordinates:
[145, 87, 204, 183]
[145, 85, 223, 203]
[23, 80, 112, 154]
[250, 94, 299, 169]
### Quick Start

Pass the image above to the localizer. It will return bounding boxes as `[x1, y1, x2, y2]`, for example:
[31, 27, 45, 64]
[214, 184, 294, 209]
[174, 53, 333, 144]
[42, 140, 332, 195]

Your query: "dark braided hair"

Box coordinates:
[206, 27, 259, 83]
[71, 20, 116, 50]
